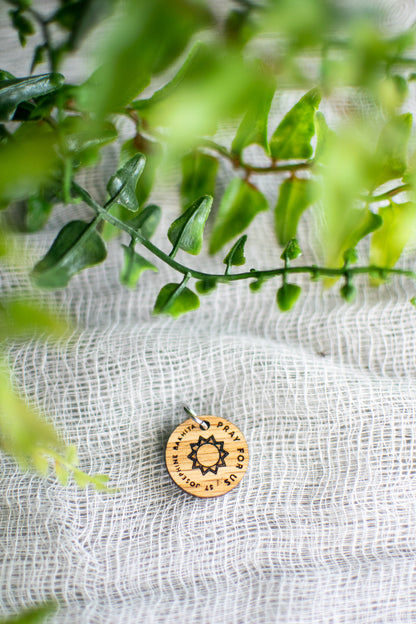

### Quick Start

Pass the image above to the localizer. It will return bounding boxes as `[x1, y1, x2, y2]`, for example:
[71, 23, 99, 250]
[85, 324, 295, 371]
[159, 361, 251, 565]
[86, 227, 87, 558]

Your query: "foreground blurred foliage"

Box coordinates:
[1, 0, 416, 571]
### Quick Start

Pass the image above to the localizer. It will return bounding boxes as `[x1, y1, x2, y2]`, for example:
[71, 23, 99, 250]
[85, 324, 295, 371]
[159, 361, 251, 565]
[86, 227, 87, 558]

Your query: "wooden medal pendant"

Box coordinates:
[165, 406, 249, 498]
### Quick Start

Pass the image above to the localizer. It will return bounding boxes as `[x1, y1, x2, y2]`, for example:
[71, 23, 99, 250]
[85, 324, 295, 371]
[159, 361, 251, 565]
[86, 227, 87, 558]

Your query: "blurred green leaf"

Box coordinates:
[9, 9, 35, 47]
[31, 44, 47, 71]
[209, 178, 268, 254]
[181, 150, 218, 209]
[153, 282, 199, 318]
[378, 75, 408, 116]
[0, 73, 64, 121]
[135, 48, 272, 153]
[249, 276, 268, 292]
[54, 460, 69, 486]
[168, 195, 212, 255]
[0, 124, 59, 203]
[195, 278, 217, 294]
[370, 201, 416, 280]
[0, 602, 57, 624]
[120, 245, 157, 288]
[31, 220, 107, 288]
[52, 0, 113, 51]
[371, 113, 412, 187]
[127, 0, 213, 76]
[223, 234, 247, 269]
[231, 69, 275, 155]
[5, 0, 32, 9]
[343, 247, 358, 266]
[0, 365, 62, 470]
[79, 0, 212, 116]
[65, 444, 79, 466]
[224, 7, 256, 48]
[275, 177, 315, 245]
[277, 283, 301, 311]
[270, 88, 321, 160]
[59, 116, 117, 166]
[325, 207, 382, 277]
[107, 154, 146, 212]
[128, 204, 161, 240]
[340, 282, 356, 302]
[120, 137, 163, 207]
[317, 126, 381, 274]
[24, 194, 53, 232]
[314, 111, 336, 163]
[0, 299, 69, 341]
[280, 237, 302, 261]
[133, 41, 210, 111]
[76, 64, 150, 117]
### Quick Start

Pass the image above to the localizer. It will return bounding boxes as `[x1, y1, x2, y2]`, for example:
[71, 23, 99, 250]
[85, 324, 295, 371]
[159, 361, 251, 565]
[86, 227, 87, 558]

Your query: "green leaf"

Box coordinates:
[370, 201, 416, 280]
[0, 366, 62, 469]
[120, 137, 163, 208]
[275, 177, 315, 245]
[107, 154, 146, 213]
[32, 451, 49, 476]
[231, 71, 275, 155]
[209, 178, 268, 254]
[1, 299, 70, 341]
[0, 602, 57, 624]
[280, 238, 302, 261]
[0, 73, 64, 121]
[223, 234, 247, 269]
[76, 64, 150, 117]
[195, 278, 217, 294]
[343, 248, 359, 266]
[181, 150, 218, 209]
[340, 283, 356, 302]
[31, 220, 107, 289]
[31, 45, 46, 71]
[277, 283, 302, 311]
[153, 282, 199, 318]
[52, 0, 112, 51]
[54, 460, 69, 486]
[60, 117, 117, 166]
[132, 41, 210, 111]
[270, 88, 321, 160]
[73, 469, 89, 488]
[120, 245, 158, 289]
[249, 277, 268, 292]
[168, 195, 212, 255]
[128, 204, 161, 240]
[9, 9, 35, 46]
[25, 194, 53, 232]
[323, 208, 382, 282]
[65, 445, 79, 466]
[372, 113, 412, 187]
[0, 125, 59, 203]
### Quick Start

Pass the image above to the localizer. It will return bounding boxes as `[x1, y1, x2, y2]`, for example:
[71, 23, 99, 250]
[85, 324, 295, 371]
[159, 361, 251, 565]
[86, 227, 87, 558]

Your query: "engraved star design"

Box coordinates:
[187, 435, 229, 475]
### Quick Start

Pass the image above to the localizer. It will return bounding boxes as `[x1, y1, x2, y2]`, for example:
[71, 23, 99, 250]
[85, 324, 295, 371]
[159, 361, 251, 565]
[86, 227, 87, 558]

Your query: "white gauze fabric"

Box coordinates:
[2, 2, 416, 623]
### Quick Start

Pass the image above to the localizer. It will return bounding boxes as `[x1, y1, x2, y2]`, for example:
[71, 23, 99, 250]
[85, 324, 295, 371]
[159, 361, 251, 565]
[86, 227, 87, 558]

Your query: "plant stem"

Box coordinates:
[365, 183, 411, 203]
[72, 181, 416, 285]
[27, 8, 56, 73]
[199, 138, 313, 174]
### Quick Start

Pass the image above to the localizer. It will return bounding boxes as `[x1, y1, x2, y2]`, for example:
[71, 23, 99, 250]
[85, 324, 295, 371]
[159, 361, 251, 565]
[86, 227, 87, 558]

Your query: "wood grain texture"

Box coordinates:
[165, 415, 249, 498]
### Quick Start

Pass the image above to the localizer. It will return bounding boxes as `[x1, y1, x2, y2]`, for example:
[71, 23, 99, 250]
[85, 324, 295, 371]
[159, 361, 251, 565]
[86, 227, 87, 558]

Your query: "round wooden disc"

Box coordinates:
[165, 415, 249, 498]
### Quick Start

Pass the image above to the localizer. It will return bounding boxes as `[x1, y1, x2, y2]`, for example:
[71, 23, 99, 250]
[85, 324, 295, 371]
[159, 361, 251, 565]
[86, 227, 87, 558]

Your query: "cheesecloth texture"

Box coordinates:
[2, 2, 416, 623]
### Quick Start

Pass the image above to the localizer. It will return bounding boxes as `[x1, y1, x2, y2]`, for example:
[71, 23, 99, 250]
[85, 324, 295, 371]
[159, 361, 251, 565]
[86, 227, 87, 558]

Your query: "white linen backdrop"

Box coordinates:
[1, 2, 416, 622]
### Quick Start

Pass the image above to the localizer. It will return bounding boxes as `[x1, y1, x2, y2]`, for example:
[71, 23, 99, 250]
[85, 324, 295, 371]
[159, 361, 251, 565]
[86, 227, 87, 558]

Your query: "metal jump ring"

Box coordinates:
[183, 404, 209, 430]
